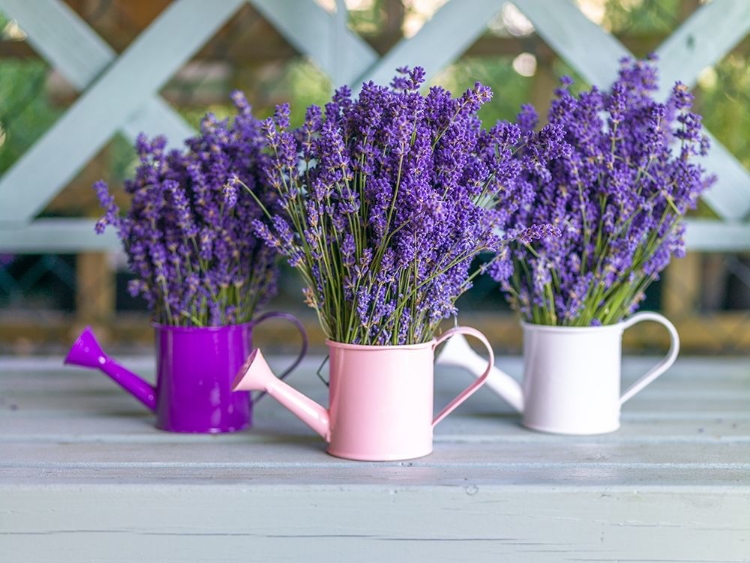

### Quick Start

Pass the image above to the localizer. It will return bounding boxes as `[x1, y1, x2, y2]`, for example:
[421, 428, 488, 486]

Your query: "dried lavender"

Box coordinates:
[94, 92, 279, 327]
[489, 57, 715, 326]
[250, 67, 563, 345]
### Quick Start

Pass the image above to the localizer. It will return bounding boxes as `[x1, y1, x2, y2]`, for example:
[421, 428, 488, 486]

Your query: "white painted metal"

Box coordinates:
[0, 0, 244, 224]
[439, 313, 681, 434]
[1, 356, 748, 562]
[515, 0, 750, 221]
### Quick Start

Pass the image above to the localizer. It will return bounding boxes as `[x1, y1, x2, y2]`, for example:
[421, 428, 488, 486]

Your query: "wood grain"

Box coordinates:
[1, 355, 749, 562]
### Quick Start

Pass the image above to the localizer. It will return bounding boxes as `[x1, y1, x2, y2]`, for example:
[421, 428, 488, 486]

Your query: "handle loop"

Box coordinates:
[432, 326, 494, 427]
[251, 312, 308, 402]
[619, 312, 680, 405]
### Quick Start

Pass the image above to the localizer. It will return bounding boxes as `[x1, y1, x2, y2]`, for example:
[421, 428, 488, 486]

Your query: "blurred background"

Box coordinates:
[0, 0, 748, 356]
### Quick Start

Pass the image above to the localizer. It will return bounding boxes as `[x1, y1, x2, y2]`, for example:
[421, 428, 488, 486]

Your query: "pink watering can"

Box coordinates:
[65, 313, 307, 433]
[232, 326, 494, 461]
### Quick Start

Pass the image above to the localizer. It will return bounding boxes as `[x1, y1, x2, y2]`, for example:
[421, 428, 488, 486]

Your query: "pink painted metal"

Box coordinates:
[64, 312, 307, 433]
[232, 326, 494, 461]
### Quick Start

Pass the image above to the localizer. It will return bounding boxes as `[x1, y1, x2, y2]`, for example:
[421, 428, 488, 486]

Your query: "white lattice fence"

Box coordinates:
[0, 0, 748, 252]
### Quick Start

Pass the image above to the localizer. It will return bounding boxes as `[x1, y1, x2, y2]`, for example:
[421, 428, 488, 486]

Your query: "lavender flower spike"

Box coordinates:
[255, 66, 562, 345]
[92, 91, 280, 327]
[491, 57, 714, 326]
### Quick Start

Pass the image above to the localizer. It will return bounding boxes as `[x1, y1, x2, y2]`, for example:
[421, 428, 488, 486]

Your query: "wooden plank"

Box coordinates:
[1, 487, 748, 563]
[0, 219, 118, 252]
[654, 0, 750, 224]
[333, 0, 348, 87]
[685, 219, 750, 251]
[0, 0, 194, 147]
[3, 417, 748, 447]
[0, 358, 748, 562]
[2, 463, 750, 489]
[75, 252, 114, 326]
[515, 0, 750, 221]
[2, 359, 749, 431]
[248, 0, 378, 87]
[0, 0, 243, 224]
[690, 136, 750, 220]
[662, 252, 701, 318]
[0, 0, 112, 89]
[2, 385, 746, 421]
[4, 442, 750, 481]
[354, 0, 504, 91]
[655, 0, 750, 97]
[514, 0, 626, 88]
[1, 310, 750, 353]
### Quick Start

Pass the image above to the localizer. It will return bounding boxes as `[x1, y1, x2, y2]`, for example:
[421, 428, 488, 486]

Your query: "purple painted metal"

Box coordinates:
[64, 312, 307, 433]
[64, 326, 157, 411]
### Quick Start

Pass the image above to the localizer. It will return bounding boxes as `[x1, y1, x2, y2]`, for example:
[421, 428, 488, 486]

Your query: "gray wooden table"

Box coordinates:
[1, 355, 749, 562]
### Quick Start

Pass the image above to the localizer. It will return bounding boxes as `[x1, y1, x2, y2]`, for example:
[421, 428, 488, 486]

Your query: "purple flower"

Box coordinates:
[93, 92, 279, 327]
[256, 67, 559, 344]
[491, 58, 715, 326]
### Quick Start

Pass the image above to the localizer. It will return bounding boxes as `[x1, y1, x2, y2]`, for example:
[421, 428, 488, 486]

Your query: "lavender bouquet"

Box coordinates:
[489, 58, 714, 326]
[249, 67, 564, 345]
[94, 92, 279, 327]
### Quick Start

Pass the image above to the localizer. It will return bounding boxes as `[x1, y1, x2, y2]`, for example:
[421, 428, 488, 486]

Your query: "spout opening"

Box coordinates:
[64, 326, 105, 369]
[232, 348, 259, 391]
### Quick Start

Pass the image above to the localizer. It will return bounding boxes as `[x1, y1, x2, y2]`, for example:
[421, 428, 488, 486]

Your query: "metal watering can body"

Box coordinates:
[435, 313, 680, 435]
[64, 313, 307, 433]
[232, 326, 495, 461]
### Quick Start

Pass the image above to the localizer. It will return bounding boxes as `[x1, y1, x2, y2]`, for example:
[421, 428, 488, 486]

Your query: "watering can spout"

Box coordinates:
[436, 333, 525, 413]
[232, 349, 330, 441]
[64, 326, 157, 411]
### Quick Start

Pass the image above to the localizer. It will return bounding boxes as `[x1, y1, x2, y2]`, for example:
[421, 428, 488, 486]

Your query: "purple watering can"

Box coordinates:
[64, 312, 307, 433]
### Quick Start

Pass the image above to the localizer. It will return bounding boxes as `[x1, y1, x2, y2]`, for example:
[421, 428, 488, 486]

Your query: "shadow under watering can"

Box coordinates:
[64, 312, 308, 433]
[232, 326, 495, 461]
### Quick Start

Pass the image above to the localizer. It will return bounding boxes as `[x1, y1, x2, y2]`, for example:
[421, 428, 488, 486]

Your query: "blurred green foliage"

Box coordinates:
[0, 59, 62, 175]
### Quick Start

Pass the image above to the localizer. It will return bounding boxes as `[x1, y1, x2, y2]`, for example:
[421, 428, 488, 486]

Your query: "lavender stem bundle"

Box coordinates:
[251, 67, 564, 345]
[94, 92, 279, 327]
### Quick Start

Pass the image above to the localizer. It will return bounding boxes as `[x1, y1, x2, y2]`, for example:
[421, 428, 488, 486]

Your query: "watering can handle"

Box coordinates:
[252, 312, 309, 401]
[432, 326, 494, 428]
[619, 312, 679, 405]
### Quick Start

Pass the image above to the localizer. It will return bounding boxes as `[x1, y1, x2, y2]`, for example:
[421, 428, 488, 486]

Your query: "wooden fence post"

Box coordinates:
[76, 252, 114, 335]
[663, 252, 702, 318]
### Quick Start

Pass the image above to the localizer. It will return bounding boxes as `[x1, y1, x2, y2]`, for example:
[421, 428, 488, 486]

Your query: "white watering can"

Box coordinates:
[435, 312, 680, 435]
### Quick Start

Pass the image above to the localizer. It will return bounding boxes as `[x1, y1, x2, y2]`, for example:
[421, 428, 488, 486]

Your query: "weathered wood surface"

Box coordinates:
[1, 355, 749, 562]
